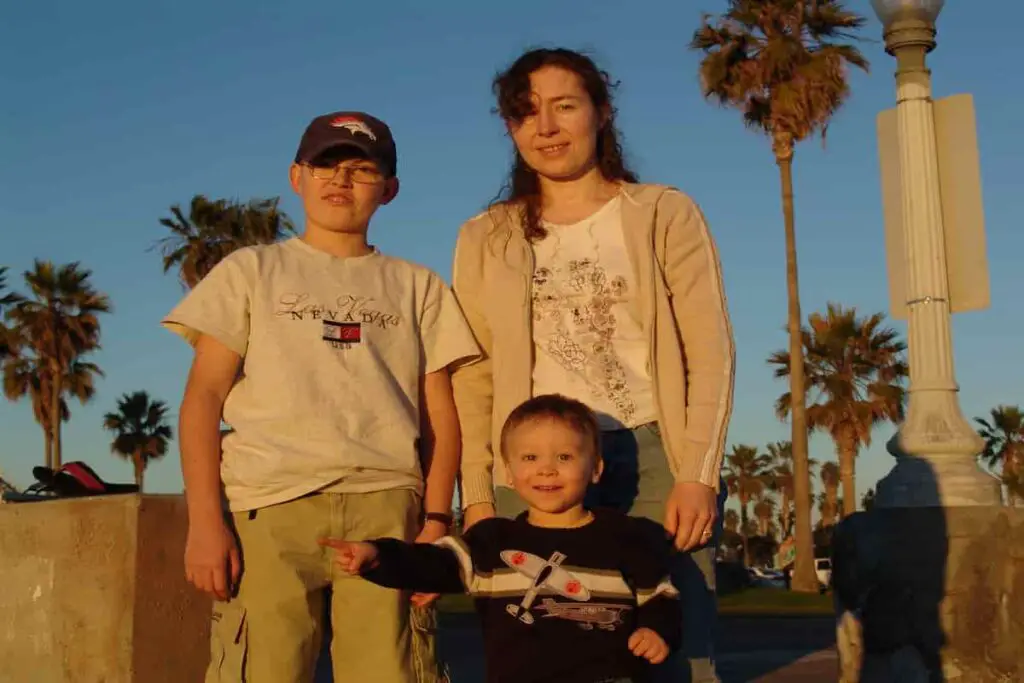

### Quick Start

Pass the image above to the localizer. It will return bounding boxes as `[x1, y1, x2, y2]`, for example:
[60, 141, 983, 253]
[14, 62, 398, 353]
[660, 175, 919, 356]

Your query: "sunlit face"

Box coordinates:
[504, 417, 602, 518]
[289, 147, 398, 235]
[507, 65, 606, 182]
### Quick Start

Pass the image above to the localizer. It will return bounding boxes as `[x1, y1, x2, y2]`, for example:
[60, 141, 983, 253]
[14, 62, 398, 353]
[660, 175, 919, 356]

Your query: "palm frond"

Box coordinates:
[769, 303, 906, 453]
[690, 0, 869, 146]
[103, 390, 174, 469]
[1, 262, 109, 446]
[152, 194, 295, 289]
[974, 405, 1024, 472]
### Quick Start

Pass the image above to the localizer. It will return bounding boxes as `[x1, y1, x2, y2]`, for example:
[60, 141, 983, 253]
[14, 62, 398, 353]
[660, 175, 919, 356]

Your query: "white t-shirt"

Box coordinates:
[163, 238, 480, 511]
[531, 195, 657, 430]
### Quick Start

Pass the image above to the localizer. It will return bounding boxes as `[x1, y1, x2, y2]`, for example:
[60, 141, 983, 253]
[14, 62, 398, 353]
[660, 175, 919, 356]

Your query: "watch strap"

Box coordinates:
[424, 512, 453, 528]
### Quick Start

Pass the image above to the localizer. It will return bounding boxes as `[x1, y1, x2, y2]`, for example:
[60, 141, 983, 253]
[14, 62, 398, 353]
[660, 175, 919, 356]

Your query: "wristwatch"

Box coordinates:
[424, 512, 453, 529]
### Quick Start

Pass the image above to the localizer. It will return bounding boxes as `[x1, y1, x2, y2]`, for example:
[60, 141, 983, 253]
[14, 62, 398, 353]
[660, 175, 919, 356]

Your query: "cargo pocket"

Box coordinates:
[206, 601, 248, 683]
[410, 605, 450, 683]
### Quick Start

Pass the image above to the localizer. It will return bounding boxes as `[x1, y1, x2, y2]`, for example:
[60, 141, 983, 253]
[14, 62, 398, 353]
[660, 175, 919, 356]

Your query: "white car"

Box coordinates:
[781, 558, 833, 592]
[748, 566, 787, 589]
[815, 558, 832, 589]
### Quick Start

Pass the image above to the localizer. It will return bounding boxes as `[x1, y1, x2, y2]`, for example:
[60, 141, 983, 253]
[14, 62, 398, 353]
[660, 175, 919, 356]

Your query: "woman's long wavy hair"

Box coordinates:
[492, 48, 638, 242]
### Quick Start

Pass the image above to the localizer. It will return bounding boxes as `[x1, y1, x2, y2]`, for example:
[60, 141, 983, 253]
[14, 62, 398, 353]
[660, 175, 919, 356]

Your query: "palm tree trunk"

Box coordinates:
[50, 369, 63, 470]
[839, 438, 858, 518]
[37, 374, 55, 469]
[133, 451, 145, 492]
[782, 493, 792, 537]
[825, 486, 838, 527]
[1004, 452, 1021, 507]
[44, 429, 53, 470]
[740, 499, 751, 566]
[776, 137, 816, 593]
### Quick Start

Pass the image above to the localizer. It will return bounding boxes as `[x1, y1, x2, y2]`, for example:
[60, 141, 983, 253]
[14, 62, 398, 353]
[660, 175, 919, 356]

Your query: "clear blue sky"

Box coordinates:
[2, 0, 1021, 507]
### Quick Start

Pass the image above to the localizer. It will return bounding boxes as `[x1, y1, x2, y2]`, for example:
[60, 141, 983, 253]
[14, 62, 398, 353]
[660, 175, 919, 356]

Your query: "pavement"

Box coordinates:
[714, 616, 837, 682]
[436, 614, 838, 683]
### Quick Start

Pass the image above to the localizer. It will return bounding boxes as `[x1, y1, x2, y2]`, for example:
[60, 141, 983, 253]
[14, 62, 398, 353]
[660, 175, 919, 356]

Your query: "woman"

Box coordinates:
[451, 48, 734, 683]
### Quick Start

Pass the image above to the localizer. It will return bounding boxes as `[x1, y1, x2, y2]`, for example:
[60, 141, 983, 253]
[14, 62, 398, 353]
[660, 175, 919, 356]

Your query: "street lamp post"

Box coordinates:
[837, 15, 1013, 675]
[870, 0, 1001, 507]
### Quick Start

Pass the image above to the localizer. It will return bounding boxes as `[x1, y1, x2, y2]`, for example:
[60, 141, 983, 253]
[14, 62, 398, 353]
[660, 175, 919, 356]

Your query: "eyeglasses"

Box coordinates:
[306, 164, 385, 184]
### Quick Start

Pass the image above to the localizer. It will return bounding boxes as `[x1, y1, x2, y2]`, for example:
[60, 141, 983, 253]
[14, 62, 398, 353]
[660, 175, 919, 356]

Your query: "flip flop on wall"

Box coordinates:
[1, 461, 139, 503]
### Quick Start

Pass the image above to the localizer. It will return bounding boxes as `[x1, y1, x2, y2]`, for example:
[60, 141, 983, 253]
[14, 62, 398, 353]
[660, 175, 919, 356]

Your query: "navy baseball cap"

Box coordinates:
[294, 111, 398, 176]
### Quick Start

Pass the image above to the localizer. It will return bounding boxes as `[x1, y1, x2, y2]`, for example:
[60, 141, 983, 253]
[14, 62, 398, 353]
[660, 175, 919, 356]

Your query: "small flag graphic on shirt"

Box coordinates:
[322, 321, 361, 343]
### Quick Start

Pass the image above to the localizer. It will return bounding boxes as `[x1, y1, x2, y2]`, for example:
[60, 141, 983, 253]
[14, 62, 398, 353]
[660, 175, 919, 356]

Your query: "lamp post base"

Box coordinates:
[875, 433, 1003, 509]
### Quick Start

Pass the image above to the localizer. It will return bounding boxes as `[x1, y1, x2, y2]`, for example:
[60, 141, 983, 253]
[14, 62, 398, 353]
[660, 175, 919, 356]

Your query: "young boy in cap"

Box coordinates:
[164, 111, 479, 683]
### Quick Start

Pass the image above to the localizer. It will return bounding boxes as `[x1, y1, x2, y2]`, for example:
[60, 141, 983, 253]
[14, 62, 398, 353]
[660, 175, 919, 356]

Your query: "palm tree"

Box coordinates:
[819, 461, 840, 527]
[155, 195, 295, 289]
[3, 348, 102, 464]
[724, 508, 741, 534]
[0, 266, 22, 359]
[770, 304, 906, 518]
[815, 493, 828, 526]
[753, 492, 778, 538]
[766, 440, 818, 538]
[691, 0, 869, 591]
[103, 391, 174, 491]
[3, 262, 110, 468]
[723, 444, 772, 564]
[975, 405, 1024, 505]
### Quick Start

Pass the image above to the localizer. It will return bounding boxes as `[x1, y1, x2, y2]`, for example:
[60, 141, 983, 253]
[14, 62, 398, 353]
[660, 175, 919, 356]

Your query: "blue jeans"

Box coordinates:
[495, 423, 725, 683]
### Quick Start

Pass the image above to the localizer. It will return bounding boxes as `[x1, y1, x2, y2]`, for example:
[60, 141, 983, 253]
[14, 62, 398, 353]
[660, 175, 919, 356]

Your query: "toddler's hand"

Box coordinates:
[628, 627, 669, 664]
[318, 538, 379, 574]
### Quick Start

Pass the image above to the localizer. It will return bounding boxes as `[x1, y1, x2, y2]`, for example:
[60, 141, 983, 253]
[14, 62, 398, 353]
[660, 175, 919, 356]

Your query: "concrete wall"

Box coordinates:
[942, 507, 1024, 680]
[0, 495, 210, 683]
[834, 506, 1024, 683]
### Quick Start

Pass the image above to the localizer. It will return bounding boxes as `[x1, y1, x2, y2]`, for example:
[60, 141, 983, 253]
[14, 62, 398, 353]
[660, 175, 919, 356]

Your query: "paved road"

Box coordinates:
[715, 617, 837, 682]
[437, 614, 838, 683]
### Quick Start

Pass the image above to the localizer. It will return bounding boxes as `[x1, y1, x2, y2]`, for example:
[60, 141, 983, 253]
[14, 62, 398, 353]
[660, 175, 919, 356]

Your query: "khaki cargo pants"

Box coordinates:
[205, 489, 448, 683]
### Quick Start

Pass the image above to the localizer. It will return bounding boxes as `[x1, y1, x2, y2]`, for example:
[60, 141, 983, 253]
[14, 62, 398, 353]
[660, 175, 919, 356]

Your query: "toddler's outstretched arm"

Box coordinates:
[319, 537, 466, 595]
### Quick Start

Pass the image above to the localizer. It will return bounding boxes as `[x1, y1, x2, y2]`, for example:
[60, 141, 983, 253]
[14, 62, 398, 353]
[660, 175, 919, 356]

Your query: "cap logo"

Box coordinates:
[329, 116, 377, 141]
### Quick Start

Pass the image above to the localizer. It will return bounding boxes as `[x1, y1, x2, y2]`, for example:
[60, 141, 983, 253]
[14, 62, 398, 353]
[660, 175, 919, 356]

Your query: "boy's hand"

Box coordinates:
[185, 516, 241, 602]
[410, 520, 448, 607]
[319, 538, 379, 574]
[628, 628, 670, 664]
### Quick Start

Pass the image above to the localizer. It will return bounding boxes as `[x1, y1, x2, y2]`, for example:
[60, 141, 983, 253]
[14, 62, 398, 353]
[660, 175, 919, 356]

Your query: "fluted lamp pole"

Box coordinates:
[870, 0, 1001, 507]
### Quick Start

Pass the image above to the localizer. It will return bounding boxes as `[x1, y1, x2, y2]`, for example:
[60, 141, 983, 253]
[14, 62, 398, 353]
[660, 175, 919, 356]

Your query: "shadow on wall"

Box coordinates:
[833, 456, 948, 683]
[834, 447, 1024, 682]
